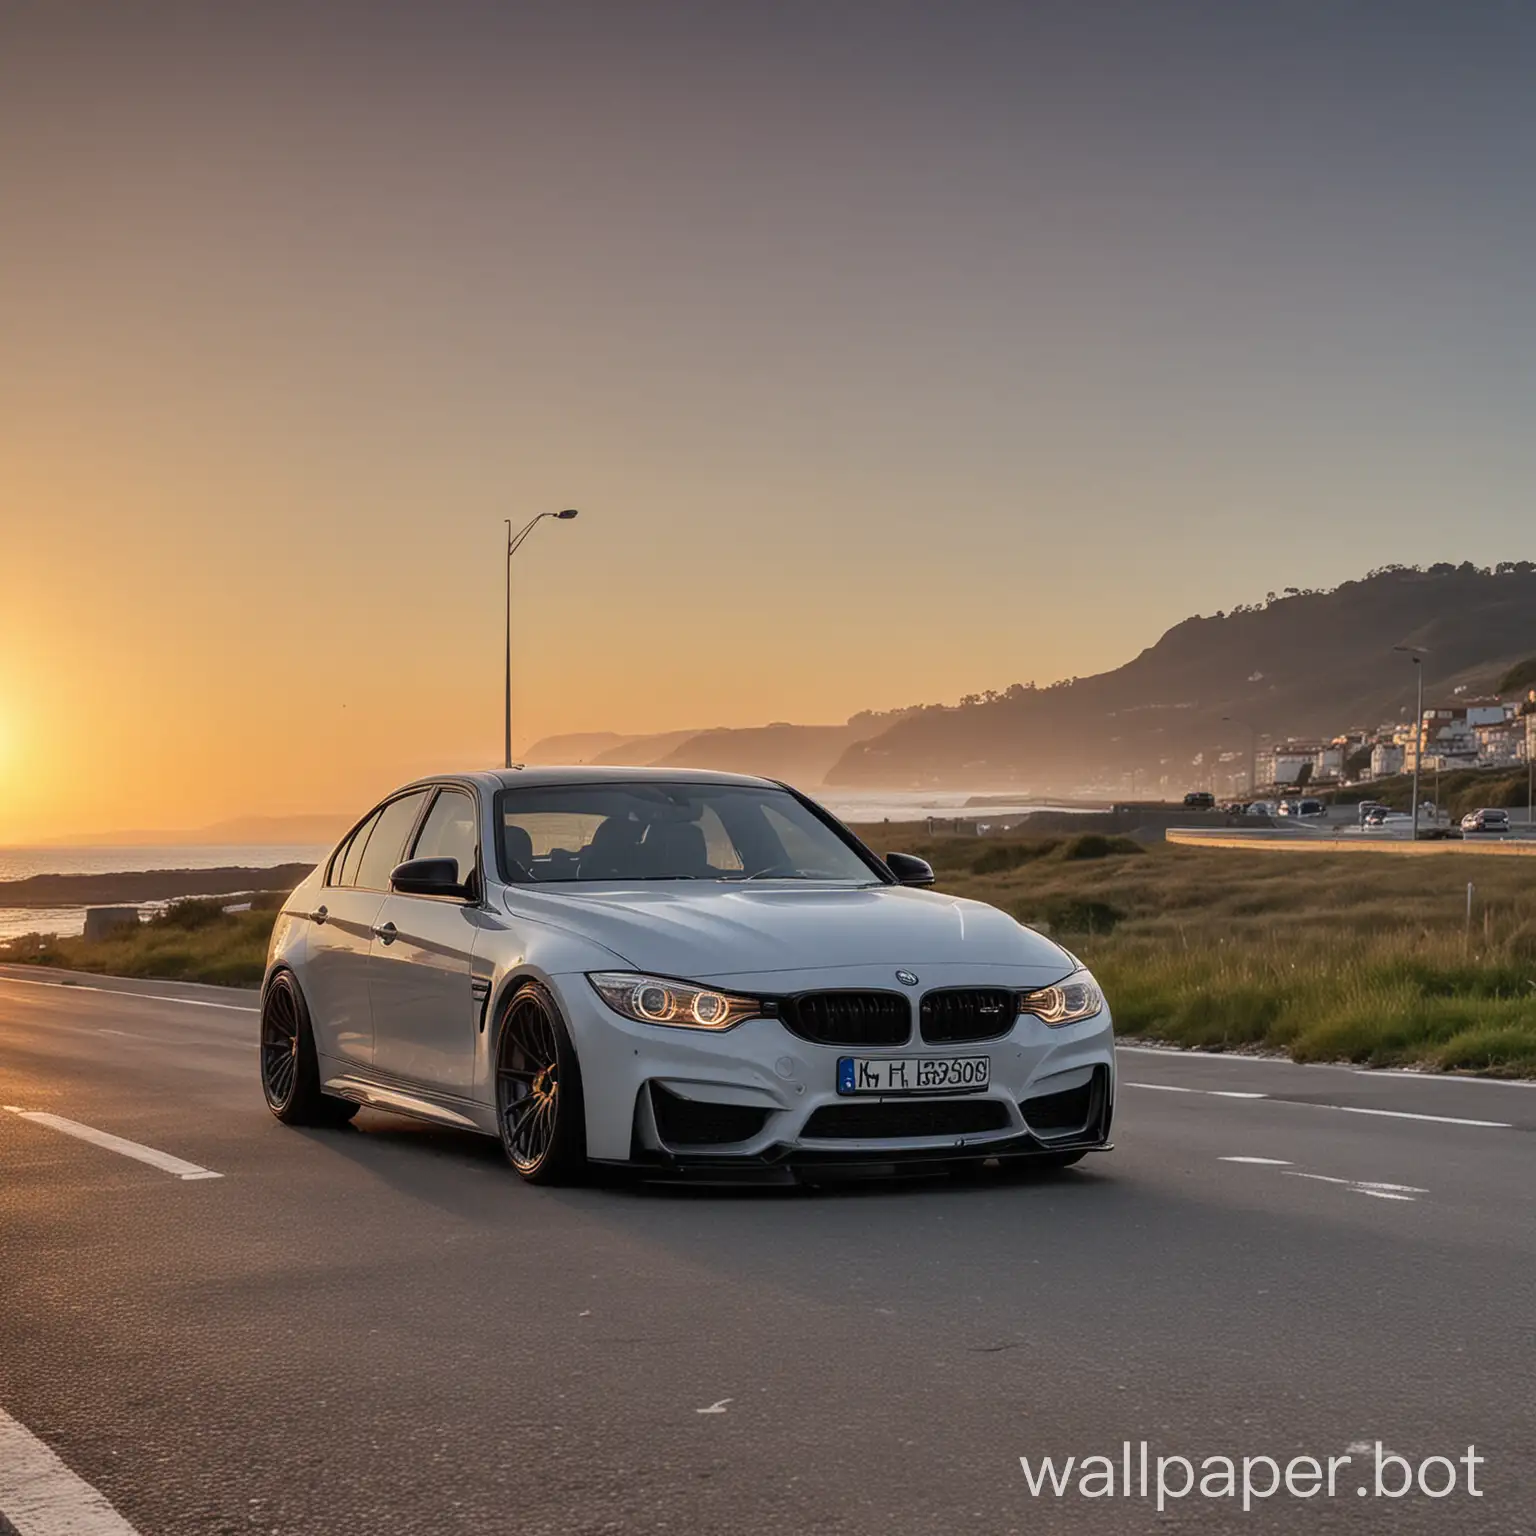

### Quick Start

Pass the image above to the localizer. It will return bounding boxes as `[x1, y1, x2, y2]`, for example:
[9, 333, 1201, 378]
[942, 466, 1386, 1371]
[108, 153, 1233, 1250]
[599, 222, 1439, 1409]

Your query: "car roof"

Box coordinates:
[399, 765, 784, 795]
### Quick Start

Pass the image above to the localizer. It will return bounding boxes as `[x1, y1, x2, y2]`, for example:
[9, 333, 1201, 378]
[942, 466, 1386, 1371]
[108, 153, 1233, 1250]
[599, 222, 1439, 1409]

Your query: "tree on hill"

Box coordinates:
[1498, 657, 1536, 695]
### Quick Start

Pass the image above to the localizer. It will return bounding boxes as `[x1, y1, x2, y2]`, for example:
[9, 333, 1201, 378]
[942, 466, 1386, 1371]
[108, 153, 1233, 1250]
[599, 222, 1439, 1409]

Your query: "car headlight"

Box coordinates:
[1018, 971, 1104, 1027]
[587, 972, 767, 1031]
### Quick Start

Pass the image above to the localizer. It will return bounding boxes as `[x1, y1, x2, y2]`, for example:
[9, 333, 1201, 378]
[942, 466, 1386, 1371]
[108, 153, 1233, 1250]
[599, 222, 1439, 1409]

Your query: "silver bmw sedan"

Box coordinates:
[259, 768, 1116, 1183]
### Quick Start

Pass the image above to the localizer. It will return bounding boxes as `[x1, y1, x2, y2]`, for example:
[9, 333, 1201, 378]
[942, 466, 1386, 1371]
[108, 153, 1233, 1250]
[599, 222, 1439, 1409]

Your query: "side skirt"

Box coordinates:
[321, 1067, 499, 1137]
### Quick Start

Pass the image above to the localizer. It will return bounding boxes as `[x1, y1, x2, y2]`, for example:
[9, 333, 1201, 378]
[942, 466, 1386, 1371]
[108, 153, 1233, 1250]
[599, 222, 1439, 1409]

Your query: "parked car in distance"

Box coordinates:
[1364, 807, 1393, 827]
[1247, 800, 1277, 817]
[1461, 808, 1511, 834]
[1183, 791, 1216, 809]
[1357, 801, 1390, 826]
[1277, 798, 1325, 819]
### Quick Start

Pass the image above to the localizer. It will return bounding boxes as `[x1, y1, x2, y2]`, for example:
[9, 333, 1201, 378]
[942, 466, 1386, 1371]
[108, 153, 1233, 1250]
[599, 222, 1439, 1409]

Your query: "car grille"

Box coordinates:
[778, 991, 910, 1047]
[802, 1099, 1010, 1140]
[919, 987, 1017, 1044]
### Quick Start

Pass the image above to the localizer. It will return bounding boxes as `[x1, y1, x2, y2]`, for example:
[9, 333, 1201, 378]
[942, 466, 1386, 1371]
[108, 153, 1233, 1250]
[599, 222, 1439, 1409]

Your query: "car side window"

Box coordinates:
[353, 792, 431, 891]
[325, 836, 350, 887]
[411, 789, 480, 883]
[336, 810, 383, 887]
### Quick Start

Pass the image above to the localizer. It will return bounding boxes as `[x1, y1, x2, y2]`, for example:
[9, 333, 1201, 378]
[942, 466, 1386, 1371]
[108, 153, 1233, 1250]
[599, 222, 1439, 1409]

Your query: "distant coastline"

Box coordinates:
[0, 864, 316, 910]
[0, 845, 328, 943]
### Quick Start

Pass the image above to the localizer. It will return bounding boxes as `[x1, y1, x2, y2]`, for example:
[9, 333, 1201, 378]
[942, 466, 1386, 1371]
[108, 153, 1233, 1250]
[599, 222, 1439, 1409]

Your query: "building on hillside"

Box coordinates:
[1398, 700, 1523, 772]
[1370, 740, 1405, 778]
[1257, 740, 1334, 788]
[1476, 718, 1525, 765]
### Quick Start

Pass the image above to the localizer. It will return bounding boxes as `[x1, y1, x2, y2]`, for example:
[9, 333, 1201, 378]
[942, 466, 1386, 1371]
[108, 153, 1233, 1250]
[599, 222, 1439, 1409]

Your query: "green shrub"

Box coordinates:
[1059, 833, 1145, 861]
[970, 839, 1060, 875]
[1022, 897, 1125, 934]
[150, 897, 230, 930]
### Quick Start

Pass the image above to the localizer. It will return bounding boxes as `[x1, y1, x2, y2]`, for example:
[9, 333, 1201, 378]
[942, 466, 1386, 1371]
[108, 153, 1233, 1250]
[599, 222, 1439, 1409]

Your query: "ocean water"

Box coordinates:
[0, 844, 330, 883]
[813, 790, 1096, 824]
[0, 843, 329, 942]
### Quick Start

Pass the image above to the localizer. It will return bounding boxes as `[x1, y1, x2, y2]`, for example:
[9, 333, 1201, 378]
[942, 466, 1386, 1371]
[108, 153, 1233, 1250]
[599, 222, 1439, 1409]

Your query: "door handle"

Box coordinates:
[372, 921, 398, 945]
[312, 904, 328, 925]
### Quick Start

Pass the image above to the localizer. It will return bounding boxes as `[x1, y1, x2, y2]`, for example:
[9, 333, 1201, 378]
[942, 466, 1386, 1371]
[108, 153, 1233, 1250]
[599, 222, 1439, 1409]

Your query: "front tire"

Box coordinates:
[495, 981, 587, 1184]
[260, 971, 359, 1127]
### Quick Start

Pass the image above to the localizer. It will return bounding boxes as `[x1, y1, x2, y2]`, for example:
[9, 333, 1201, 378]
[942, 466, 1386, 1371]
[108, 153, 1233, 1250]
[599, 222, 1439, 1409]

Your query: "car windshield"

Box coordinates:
[497, 782, 884, 884]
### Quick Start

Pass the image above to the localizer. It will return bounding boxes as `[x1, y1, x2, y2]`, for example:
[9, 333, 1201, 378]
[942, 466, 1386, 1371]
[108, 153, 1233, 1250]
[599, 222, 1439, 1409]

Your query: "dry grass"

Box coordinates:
[867, 827, 1536, 1076]
[0, 896, 280, 988]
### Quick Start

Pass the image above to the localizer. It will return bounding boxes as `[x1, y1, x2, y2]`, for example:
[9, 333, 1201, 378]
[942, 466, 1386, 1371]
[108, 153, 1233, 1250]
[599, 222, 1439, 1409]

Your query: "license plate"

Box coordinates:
[836, 1056, 990, 1095]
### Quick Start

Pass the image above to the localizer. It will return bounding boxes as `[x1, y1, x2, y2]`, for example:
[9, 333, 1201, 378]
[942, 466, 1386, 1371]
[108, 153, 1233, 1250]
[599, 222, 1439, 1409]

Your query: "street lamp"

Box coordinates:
[1222, 716, 1259, 798]
[1394, 645, 1425, 836]
[504, 510, 579, 769]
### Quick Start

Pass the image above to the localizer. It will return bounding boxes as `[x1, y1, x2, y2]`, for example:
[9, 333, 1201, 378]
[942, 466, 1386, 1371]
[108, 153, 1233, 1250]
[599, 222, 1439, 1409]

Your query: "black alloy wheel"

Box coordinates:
[495, 981, 586, 1184]
[260, 970, 358, 1127]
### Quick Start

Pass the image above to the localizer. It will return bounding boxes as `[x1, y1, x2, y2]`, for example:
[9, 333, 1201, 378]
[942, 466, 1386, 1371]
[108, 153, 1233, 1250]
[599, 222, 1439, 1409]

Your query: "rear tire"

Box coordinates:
[260, 971, 359, 1127]
[494, 981, 587, 1185]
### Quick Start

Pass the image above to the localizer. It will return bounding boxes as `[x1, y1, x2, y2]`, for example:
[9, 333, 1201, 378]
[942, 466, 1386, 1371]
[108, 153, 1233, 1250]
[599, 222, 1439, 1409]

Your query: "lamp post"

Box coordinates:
[504, 510, 579, 769]
[1222, 716, 1258, 798]
[1394, 646, 1425, 837]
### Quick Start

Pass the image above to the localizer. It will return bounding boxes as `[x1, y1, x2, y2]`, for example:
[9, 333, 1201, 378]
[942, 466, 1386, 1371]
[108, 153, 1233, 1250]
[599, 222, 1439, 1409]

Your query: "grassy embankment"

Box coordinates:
[885, 829, 1536, 1076]
[5, 834, 1534, 1075]
[1, 896, 284, 988]
[1325, 764, 1531, 821]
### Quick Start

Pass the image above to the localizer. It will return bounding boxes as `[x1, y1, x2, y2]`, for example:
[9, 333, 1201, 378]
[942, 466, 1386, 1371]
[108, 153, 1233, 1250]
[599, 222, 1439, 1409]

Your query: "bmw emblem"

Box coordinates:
[895, 970, 920, 987]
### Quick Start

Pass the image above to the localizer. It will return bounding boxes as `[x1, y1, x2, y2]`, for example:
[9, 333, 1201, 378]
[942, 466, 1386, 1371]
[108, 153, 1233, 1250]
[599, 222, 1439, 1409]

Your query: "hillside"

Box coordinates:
[647, 721, 886, 784]
[520, 731, 633, 764]
[526, 712, 915, 783]
[828, 564, 1536, 789]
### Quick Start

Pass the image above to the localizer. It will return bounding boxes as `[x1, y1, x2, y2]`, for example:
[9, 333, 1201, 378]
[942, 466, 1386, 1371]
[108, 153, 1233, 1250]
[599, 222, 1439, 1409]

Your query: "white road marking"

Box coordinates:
[1120, 1043, 1536, 1088]
[0, 1404, 144, 1534]
[1219, 1156, 1291, 1165]
[4, 1109, 222, 1181]
[696, 1399, 732, 1415]
[0, 974, 256, 1012]
[1352, 1067, 1536, 1088]
[1124, 1081, 1511, 1128]
[1282, 1170, 1428, 1202]
[1302, 1103, 1511, 1129]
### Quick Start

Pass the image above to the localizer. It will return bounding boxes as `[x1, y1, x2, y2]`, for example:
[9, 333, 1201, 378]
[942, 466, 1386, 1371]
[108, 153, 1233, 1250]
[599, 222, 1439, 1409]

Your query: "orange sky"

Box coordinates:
[3, 5, 1532, 842]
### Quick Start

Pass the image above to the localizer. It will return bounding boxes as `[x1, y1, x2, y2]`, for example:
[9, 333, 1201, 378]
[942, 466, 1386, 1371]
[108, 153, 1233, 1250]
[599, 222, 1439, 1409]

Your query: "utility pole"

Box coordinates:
[1395, 647, 1425, 838]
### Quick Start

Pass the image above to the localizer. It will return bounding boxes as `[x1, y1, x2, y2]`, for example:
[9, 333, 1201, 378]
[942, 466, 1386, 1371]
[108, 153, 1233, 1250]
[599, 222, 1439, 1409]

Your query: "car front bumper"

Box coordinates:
[552, 964, 1117, 1171]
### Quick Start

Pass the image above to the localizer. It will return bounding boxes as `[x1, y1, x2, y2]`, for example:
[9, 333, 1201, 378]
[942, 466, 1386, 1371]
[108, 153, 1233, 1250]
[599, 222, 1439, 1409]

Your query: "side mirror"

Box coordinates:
[885, 852, 936, 887]
[390, 857, 470, 899]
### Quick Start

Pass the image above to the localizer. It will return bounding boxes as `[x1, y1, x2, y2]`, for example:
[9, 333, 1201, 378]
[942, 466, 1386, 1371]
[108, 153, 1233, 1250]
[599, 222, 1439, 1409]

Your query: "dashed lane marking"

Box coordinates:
[0, 1404, 145, 1534]
[3, 1108, 223, 1181]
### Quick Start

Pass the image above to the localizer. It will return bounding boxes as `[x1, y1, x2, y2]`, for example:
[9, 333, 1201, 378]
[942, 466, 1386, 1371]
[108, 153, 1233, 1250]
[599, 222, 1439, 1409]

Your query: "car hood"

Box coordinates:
[505, 881, 1075, 983]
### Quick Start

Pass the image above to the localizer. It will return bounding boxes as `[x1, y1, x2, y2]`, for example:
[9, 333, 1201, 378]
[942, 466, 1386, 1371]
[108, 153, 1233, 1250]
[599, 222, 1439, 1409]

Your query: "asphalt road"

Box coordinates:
[2, 965, 1533, 1536]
